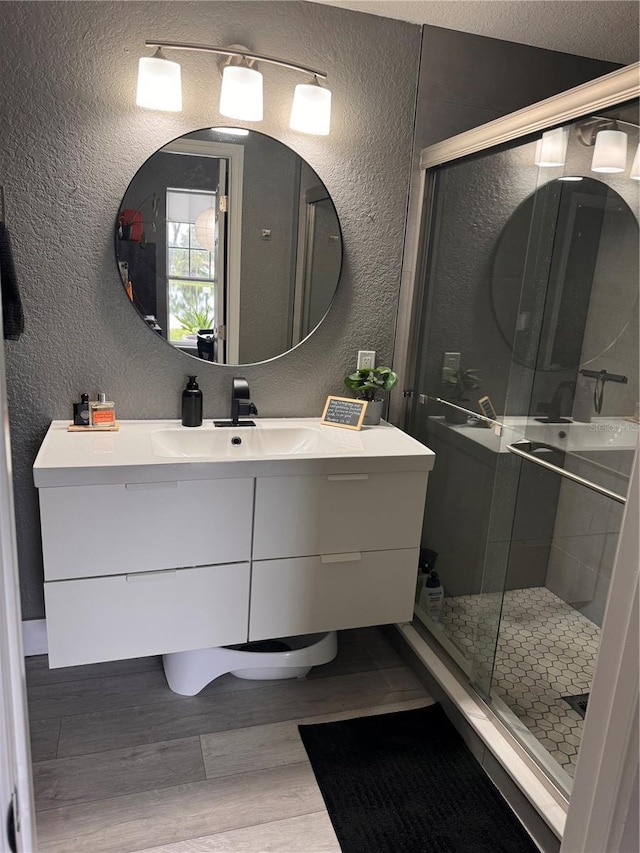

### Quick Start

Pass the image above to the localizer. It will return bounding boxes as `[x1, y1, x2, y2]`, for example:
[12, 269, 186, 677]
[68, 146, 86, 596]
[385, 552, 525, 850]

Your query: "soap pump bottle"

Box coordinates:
[421, 569, 444, 622]
[182, 376, 203, 427]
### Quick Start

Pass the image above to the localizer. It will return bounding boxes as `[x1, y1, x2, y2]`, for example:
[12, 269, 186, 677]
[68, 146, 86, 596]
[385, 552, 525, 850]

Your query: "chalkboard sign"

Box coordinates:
[321, 396, 368, 430]
[478, 395, 498, 421]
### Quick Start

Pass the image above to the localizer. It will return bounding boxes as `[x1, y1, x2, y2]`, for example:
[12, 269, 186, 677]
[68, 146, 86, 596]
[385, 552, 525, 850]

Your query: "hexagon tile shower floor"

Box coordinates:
[439, 587, 599, 776]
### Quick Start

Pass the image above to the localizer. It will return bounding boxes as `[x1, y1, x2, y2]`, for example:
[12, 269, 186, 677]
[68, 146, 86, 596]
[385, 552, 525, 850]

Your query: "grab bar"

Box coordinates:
[506, 439, 627, 504]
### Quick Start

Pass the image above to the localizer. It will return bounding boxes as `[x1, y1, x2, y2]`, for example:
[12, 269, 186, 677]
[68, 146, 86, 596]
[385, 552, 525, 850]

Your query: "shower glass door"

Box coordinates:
[407, 134, 546, 698]
[407, 97, 639, 794]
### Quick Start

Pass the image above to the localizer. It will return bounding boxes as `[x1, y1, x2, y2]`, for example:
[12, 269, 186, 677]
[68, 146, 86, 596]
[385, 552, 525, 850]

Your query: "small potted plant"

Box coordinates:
[344, 366, 398, 425]
[441, 366, 480, 424]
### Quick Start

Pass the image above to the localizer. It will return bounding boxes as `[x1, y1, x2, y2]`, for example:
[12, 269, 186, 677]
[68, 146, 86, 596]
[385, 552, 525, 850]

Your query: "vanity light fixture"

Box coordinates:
[290, 77, 332, 136]
[219, 57, 263, 122]
[534, 127, 568, 168]
[576, 116, 631, 174]
[591, 128, 628, 173]
[137, 41, 331, 135]
[136, 48, 182, 112]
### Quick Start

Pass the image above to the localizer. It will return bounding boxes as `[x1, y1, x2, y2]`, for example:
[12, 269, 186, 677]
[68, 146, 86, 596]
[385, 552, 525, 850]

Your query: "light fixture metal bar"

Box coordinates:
[145, 40, 327, 80]
[590, 114, 640, 129]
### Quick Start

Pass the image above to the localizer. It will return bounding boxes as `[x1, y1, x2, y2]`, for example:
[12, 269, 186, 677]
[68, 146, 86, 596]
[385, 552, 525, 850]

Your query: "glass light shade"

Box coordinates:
[591, 129, 628, 173]
[194, 208, 217, 251]
[136, 54, 182, 112]
[290, 82, 331, 135]
[534, 127, 567, 167]
[630, 143, 640, 180]
[219, 66, 263, 121]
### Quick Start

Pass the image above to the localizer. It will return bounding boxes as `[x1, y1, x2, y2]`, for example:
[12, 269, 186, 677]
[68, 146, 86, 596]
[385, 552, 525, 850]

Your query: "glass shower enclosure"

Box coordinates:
[405, 93, 639, 796]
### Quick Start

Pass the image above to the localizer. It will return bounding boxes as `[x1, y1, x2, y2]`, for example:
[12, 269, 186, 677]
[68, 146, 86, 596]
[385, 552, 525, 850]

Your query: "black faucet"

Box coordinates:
[536, 381, 575, 424]
[214, 377, 258, 427]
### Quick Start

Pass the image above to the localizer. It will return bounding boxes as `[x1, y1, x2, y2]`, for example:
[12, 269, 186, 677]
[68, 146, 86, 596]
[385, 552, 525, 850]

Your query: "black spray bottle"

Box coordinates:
[181, 376, 203, 427]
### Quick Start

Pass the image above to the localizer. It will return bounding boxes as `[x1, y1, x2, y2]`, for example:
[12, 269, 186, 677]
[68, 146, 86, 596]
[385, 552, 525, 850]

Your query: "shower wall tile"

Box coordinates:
[544, 545, 598, 616]
[551, 533, 605, 569]
[578, 569, 613, 627]
[552, 483, 598, 539]
[547, 458, 625, 626]
[512, 463, 561, 542]
[567, 451, 631, 497]
[505, 542, 549, 590]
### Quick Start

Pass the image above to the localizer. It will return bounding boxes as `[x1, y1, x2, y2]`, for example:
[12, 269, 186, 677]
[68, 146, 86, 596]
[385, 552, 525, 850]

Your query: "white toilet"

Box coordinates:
[163, 631, 338, 696]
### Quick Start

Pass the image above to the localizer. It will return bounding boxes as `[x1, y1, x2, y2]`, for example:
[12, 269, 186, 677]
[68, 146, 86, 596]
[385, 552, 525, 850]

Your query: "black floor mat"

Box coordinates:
[298, 703, 538, 853]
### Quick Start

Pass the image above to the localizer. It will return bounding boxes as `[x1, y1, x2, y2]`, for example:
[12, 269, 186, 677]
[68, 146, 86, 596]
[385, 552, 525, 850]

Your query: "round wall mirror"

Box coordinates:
[491, 177, 638, 371]
[115, 127, 343, 365]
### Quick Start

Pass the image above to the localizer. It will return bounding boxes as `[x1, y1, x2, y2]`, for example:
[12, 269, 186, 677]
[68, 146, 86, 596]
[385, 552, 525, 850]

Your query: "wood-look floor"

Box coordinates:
[27, 627, 432, 853]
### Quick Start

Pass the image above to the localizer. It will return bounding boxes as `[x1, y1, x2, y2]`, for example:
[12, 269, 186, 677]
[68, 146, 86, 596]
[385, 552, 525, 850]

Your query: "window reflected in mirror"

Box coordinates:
[115, 128, 342, 366]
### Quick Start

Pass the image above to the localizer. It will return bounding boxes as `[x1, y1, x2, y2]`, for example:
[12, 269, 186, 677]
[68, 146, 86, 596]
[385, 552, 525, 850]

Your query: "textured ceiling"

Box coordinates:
[309, 1, 640, 65]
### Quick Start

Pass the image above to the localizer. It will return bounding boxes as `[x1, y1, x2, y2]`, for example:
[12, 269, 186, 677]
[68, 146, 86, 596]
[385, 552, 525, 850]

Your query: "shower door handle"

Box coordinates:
[506, 439, 626, 504]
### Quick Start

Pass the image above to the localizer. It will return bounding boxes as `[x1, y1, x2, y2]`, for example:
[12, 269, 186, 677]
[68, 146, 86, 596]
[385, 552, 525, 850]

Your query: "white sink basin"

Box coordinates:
[150, 425, 339, 459]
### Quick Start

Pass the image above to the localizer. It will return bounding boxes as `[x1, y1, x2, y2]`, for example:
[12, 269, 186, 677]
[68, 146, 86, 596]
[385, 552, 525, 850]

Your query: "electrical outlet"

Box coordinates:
[357, 350, 376, 370]
[441, 352, 460, 382]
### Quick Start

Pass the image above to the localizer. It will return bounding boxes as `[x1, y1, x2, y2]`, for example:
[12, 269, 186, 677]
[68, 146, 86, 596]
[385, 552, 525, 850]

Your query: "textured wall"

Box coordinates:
[0, 1, 420, 619]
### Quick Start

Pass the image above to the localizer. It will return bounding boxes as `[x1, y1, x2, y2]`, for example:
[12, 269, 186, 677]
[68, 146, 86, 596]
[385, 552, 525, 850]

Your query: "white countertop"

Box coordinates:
[33, 418, 436, 488]
[429, 415, 639, 454]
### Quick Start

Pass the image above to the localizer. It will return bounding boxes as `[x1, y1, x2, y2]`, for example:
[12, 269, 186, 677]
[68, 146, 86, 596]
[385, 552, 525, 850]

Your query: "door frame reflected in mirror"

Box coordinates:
[115, 127, 343, 366]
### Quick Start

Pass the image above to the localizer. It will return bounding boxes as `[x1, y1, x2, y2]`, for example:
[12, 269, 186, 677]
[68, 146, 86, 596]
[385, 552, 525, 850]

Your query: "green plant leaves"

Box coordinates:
[344, 366, 398, 401]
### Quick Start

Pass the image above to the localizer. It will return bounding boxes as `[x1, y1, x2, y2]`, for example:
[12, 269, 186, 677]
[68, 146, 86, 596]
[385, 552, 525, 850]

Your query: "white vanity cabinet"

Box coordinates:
[39, 476, 254, 667]
[39, 478, 254, 580]
[34, 419, 434, 669]
[249, 471, 427, 639]
[44, 563, 251, 668]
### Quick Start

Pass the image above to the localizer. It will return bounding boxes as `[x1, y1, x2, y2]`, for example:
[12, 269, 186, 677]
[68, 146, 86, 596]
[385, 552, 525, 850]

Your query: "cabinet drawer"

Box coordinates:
[249, 548, 418, 640]
[44, 563, 250, 667]
[39, 478, 254, 580]
[253, 472, 428, 559]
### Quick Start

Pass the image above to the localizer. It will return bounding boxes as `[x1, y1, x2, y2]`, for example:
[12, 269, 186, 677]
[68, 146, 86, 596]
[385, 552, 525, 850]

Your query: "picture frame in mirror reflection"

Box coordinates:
[115, 127, 343, 366]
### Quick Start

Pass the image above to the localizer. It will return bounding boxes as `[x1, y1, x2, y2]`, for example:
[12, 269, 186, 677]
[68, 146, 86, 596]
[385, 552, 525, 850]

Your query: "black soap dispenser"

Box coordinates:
[182, 376, 203, 427]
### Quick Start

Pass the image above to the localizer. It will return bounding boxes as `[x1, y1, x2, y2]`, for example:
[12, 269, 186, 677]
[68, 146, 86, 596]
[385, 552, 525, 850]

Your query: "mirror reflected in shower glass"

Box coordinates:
[115, 127, 342, 365]
[492, 177, 639, 371]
